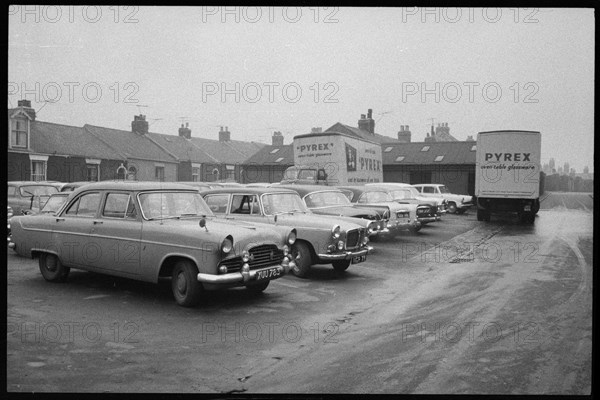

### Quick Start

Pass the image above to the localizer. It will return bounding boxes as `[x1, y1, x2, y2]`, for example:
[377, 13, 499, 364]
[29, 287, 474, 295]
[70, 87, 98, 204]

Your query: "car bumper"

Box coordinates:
[197, 258, 295, 284]
[318, 246, 373, 261]
[380, 219, 421, 233]
[459, 203, 473, 209]
[418, 216, 438, 223]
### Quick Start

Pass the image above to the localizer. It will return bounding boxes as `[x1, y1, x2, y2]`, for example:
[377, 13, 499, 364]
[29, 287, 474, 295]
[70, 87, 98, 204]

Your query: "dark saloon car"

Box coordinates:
[9, 181, 297, 306]
[8, 181, 62, 215]
[200, 187, 374, 277]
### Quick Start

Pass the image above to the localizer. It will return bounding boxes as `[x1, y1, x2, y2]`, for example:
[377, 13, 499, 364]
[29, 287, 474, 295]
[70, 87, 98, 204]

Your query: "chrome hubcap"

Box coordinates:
[176, 273, 187, 293]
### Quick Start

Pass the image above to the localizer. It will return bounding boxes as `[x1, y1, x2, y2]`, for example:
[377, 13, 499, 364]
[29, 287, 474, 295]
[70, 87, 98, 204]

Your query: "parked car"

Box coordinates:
[366, 182, 447, 220]
[366, 184, 440, 225]
[7, 206, 14, 244]
[178, 181, 214, 191]
[277, 184, 385, 234]
[200, 187, 374, 277]
[8, 181, 62, 215]
[337, 186, 422, 233]
[412, 184, 473, 214]
[8, 181, 297, 307]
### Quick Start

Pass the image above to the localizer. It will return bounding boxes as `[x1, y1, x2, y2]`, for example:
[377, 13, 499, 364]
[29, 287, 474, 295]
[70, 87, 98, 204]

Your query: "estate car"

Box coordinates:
[200, 187, 373, 277]
[8, 182, 297, 307]
[412, 184, 473, 214]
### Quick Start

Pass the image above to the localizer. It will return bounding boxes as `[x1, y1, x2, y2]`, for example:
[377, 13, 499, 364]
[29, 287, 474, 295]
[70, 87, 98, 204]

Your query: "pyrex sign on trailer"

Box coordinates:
[476, 130, 541, 198]
[293, 132, 383, 185]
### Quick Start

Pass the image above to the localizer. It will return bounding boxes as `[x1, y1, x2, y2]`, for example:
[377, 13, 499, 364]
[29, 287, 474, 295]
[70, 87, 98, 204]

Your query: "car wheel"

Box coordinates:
[246, 280, 270, 293]
[291, 241, 312, 278]
[447, 202, 457, 214]
[39, 253, 70, 282]
[332, 259, 351, 272]
[171, 260, 202, 307]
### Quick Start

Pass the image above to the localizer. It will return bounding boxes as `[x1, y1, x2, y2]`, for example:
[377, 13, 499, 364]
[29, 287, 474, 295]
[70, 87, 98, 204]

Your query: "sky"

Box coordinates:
[8, 7, 595, 172]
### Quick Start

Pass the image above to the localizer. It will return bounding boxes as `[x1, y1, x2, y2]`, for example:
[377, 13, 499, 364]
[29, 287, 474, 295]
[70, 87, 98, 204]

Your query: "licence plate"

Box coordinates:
[524, 205, 531, 211]
[352, 255, 367, 264]
[256, 267, 281, 281]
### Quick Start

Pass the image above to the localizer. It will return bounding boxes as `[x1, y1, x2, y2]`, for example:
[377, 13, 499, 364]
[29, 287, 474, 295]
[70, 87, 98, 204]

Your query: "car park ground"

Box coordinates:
[6, 192, 592, 394]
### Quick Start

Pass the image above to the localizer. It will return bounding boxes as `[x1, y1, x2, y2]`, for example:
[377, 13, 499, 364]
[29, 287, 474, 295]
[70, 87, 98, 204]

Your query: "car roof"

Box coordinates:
[276, 184, 345, 196]
[8, 181, 62, 186]
[69, 181, 200, 196]
[200, 187, 298, 195]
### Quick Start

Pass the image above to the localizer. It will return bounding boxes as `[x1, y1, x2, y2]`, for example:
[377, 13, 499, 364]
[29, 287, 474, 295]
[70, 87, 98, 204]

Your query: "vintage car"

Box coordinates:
[412, 184, 473, 214]
[8, 181, 297, 307]
[277, 184, 385, 233]
[337, 185, 422, 233]
[8, 181, 62, 215]
[366, 184, 440, 225]
[365, 182, 447, 220]
[200, 187, 374, 277]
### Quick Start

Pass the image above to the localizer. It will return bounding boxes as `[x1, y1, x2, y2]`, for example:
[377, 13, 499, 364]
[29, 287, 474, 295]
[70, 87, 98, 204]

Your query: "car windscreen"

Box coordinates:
[138, 191, 213, 220]
[363, 191, 393, 203]
[262, 193, 309, 215]
[390, 189, 412, 200]
[19, 185, 59, 197]
[304, 191, 350, 208]
[40, 194, 69, 213]
[438, 186, 450, 193]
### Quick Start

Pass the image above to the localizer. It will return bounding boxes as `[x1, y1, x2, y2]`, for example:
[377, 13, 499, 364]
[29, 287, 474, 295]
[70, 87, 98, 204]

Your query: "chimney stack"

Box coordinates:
[16, 99, 36, 120]
[311, 127, 322, 134]
[219, 126, 231, 142]
[132, 114, 149, 135]
[178, 122, 192, 139]
[358, 109, 375, 134]
[272, 131, 284, 146]
[397, 125, 411, 143]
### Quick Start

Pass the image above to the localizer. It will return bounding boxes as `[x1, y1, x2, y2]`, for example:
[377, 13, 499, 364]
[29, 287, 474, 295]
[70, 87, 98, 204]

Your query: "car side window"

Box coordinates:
[64, 192, 100, 217]
[103, 193, 136, 219]
[423, 186, 435, 194]
[204, 194, 229, 214]
[231, 195, 258, 214]
[7, 186, 16, 196]
[358, 193, 368, 203]
[414, 186, 422, 193]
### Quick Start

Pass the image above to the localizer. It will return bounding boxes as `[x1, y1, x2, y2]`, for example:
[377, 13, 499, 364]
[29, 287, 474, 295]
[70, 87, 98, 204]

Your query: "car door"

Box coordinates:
[52, 191, 101, 269]
[88, 191, 141, 277]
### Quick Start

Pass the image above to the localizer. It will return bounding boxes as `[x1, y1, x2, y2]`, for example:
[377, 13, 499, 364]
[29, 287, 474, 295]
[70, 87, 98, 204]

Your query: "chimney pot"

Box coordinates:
[367, 109, 373, 119]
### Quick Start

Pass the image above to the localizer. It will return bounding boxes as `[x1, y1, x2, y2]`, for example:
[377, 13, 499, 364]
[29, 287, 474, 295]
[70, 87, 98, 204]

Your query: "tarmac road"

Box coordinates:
[6, 191, 593, 394]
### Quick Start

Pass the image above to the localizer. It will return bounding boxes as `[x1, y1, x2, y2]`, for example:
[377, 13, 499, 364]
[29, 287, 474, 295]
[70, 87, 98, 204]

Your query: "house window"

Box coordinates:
[275, 157, 284, 163]
[11, 119, 28, 148]
[192, 163, 201, 182]
[87, 164, 99, 181]
[30, 156, 48, 181]
[395, 156, 405, 162]
[384, 146, 393, 153]
[421, 146, 430, 152]
[155, 166, 165, 181]
[471, 145, 477, 151]
[434, 155, 444, 162]
[127, 166, 137, 180]
[226, 165, 235, 181]
[270, 148, 280, 154]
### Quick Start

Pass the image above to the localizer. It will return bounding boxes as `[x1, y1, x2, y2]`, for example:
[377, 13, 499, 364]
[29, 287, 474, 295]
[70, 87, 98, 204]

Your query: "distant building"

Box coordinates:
[424, 123, 458, 142]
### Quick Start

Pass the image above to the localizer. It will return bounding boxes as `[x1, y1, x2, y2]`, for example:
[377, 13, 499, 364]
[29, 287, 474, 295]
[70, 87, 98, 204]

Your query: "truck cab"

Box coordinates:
[281, 165, 328, 185]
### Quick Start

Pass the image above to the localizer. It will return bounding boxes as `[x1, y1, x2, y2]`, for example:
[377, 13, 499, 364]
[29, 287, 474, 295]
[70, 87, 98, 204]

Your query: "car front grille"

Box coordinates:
[417, 206, 435, 217]
[219, 244, 284, 273]
[345, 229, 362, 249]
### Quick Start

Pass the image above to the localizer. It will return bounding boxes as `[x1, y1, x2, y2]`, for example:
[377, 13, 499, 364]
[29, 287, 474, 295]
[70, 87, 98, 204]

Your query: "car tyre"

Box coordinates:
[291, 241, 312, 278]
[246, 280, 270, 293]
[447, 202, 457, 214]
[171, 260, 202, 307]
[332, 259, 351, 272]
[39, 253, 70, 282]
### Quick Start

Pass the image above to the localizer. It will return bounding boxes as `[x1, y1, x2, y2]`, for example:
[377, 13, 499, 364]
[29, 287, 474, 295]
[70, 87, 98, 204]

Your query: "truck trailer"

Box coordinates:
[281, 131, 383, 186]
[475, 130, 541, 223]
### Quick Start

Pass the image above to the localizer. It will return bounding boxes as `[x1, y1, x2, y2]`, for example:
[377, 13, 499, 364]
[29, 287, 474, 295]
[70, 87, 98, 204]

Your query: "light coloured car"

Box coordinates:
[365, 182, 447, 219]
[8, 181, 297, 307]
[337, 186, 422, 234]
[412, 184, 473, 214]
[201, 187, 373, 277]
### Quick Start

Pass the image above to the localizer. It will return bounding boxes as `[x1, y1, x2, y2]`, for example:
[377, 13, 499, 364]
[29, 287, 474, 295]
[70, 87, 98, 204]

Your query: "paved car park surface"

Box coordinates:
[6, 192, 592, 394]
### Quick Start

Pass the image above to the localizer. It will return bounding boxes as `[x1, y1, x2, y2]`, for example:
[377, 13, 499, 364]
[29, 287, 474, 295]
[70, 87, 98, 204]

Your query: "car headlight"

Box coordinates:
[331, 225, 341, 239]
[287, 230, 297, 245]
[242, 250, 250, 263]
[221, 237, 233, 254]
[368, 222, 378, 234]
[337, 240, 345, 250]
[362, 236, 369, 245]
